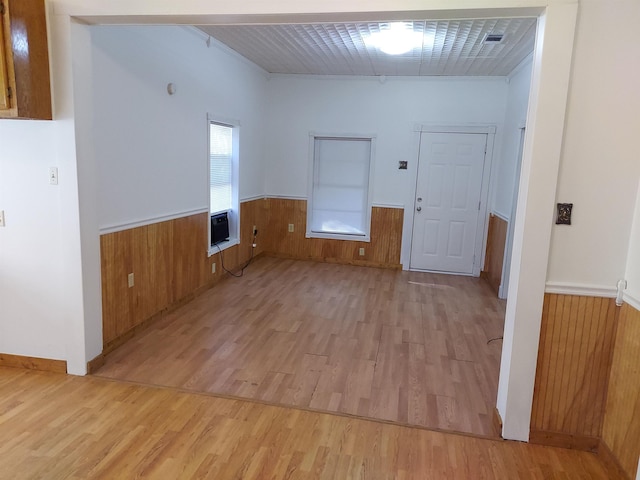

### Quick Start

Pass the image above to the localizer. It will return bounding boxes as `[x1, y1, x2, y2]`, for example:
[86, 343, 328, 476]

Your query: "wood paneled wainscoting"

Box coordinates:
[602, 302, 640, 479]
[264, 198, 403, 268]
[99, 199, 265, 352]
[530, 293, 619, 451]
[481, 213, 508, 295]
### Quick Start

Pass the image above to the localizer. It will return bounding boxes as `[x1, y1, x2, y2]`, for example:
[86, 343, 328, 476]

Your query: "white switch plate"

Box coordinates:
[359, 248, 365, 256]
[127, 273, 134, 288]
[0, 210, 5, 227]
[49, 167, 58, 185]
[211, 263, 216, 274]
[288, 223, 294, 232]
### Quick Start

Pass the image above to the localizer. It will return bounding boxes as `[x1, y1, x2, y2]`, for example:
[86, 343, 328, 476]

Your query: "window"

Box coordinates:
[209, 122, 233, 214]
[209, 117, 239, 251]
[307, 135, 374, 241]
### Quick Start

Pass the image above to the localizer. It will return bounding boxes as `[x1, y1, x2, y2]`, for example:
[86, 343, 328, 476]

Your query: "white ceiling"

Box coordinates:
[198, 18, 537, 77]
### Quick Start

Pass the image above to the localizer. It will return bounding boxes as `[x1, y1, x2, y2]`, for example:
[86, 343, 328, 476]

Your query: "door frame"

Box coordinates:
[500, 125, 526, 299]
[61, 1, 578, 443]
[403, 124, 496, 277]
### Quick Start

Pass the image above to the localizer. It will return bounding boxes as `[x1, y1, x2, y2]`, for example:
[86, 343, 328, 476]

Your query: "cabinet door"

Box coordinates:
[0, 10, 9, 111]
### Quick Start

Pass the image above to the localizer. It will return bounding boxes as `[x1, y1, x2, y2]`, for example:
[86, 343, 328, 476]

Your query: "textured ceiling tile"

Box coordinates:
[199, 17, 536, 77]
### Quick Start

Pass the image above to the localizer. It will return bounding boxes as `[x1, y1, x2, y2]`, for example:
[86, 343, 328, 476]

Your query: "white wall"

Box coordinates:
[546, 0, 640, 291]
[87, 26, 268, 231]
[624, 180, 640, 306]
[0, 15, 91, 372]
[264, 75, 508, 206]
[0, 121, 67, 360]
[492, 57, 532, 219]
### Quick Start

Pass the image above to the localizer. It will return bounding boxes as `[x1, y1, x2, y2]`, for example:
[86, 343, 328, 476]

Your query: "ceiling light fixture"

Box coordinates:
[365, 22, 424, 55]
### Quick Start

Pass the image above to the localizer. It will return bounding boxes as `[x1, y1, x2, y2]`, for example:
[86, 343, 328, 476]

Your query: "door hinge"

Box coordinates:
[478, 201, 481, 211]
[7, 86, 11, 99]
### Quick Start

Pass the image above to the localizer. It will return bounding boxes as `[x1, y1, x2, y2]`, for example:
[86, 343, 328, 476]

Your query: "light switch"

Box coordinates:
[0, 210, 5, 227]
[49, 167, 58, 185]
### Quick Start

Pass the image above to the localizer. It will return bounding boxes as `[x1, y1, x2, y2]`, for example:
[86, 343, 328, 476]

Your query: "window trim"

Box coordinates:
[306, 133, 376, 242]
[207, 114, 240, 256]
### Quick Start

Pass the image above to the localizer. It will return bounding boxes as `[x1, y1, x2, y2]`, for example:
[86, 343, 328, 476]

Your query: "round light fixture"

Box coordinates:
[365, 22, 424, 55]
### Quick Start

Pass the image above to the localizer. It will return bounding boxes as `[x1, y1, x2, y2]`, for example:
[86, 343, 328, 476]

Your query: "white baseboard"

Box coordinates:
[623, 293, 640, 312]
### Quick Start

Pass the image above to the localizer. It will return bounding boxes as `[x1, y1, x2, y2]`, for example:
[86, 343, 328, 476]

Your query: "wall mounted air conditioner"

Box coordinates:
[211, 212, 229, 245]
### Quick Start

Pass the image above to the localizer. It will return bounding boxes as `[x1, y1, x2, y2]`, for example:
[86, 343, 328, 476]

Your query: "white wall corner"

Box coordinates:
[71, 21, 105, 373]
[49, 15, 98, 375]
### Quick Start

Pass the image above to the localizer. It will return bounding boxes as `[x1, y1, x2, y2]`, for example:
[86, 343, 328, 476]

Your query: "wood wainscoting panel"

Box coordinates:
[172, 213, 209, 302]
[264, 198, 402, 268]
[100, 228, 134, 343]
[602, 303, 640, 479]
[134, 220, 174, 321]
[530, 294, 619, 447]
[100, 200, 264, 349]
[240, 198, 267, 260]
[482, 214, 508, 294]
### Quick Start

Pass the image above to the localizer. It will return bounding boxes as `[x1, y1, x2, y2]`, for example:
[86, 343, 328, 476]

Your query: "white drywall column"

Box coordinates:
[624, 179, 640, 306]
[70, 21, 104, 371]
[50, 14, 102, 374]
[497, 3, 578, 441]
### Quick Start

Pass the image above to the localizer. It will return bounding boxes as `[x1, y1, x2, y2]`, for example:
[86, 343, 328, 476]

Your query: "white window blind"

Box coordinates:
[209, 122, 233, 214]
[310, 137, 372, 236]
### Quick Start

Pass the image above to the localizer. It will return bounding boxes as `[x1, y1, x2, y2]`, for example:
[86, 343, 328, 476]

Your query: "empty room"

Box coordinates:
[1, 0, 639, 478]
[86, 18, 532, 439]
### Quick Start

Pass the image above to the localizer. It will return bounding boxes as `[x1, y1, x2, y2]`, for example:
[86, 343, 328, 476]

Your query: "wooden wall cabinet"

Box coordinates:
[0, 0, 52, 120]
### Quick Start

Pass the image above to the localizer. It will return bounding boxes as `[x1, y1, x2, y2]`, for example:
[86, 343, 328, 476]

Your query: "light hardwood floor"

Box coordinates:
[97, 256, 506, 437]
[0, 367, 623, 479]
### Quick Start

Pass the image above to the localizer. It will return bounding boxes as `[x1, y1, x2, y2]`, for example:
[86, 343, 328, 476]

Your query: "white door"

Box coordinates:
[410, 132, 487, 274]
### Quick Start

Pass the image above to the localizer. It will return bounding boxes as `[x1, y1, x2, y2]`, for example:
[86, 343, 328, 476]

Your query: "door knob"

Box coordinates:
[416, 206, 422, 212]
[417, 197, 422, 202]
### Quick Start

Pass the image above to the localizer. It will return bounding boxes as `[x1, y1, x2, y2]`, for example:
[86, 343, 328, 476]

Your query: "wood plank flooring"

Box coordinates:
[96, 257, 506, 437]
[0, 367, 622, 479]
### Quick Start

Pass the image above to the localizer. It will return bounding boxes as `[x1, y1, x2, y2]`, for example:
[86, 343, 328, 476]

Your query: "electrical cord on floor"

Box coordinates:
[487, 336, 503, 345]
[214, 230, 258, 278]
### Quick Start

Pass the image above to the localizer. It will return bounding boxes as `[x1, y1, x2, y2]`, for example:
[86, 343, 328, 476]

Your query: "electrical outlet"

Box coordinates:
[211, 263, 216, 274]
[127, 273, 134, 288]
[0, 210, 4, 227]
[288, 223, 294, 233]
[359, 247, 365, 256]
